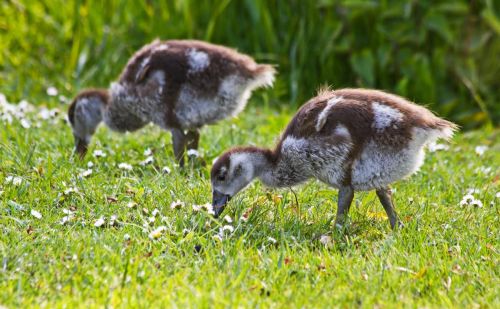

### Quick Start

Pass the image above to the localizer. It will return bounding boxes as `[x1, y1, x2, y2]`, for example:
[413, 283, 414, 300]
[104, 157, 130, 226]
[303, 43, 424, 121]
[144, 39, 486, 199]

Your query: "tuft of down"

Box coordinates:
[249, 64, 276, 89]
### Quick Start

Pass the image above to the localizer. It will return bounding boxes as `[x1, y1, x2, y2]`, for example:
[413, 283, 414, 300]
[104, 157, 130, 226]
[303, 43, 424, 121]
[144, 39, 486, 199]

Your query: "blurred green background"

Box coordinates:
[1, 0, 499, 128]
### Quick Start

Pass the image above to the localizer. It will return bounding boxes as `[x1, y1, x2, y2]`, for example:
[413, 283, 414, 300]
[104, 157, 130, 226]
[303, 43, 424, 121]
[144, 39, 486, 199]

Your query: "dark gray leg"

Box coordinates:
[375, 187, 401, 229]
[186, 129, 205, 166]
[171, 128, 187, 167]
[334, 186, 354, 228]
[186, 129, 200, 151]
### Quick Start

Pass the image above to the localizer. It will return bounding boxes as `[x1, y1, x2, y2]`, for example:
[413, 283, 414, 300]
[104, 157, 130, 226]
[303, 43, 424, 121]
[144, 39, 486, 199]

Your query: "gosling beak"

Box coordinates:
[212, 190, 231, 218]
[74, 136, 88, 159]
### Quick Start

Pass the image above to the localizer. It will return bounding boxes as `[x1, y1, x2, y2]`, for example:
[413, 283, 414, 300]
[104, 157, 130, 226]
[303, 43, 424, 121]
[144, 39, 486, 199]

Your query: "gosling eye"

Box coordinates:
[217, 173, 226, 182]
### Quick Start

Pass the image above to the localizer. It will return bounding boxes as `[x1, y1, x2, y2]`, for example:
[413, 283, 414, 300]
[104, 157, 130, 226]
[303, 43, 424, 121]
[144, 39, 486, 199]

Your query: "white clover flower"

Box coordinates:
[60, 216, 71, 225]
[46, 86, 58, 96]
[94, 217, 106, 227]
[267, 237, 277, 244]
[20, 118, 31, 129]
[87, 161, 94, 168]
[221, 225, 234, 233]
[459, 194, 475, 206]
[124, 234, 131, 241]
[31, 209, 42, 219]
[474, 145, 488, 156]
[139, 156, 154, 166]
[93, 149, 106, 158]
[152, 209, 160, 217]
[162, 166, 171, 174]
[79, 169, 93, 178]
[18, 100, 33, 112]
[460, 193, 484, 208]
[109, 214, 118, 226]
[127, 201, 137, 208]
[5, 176, 23, 186]
[60, 214, 75, 225]
[38, 108, 51, 120]
[1, 113, 13, 124]
[223, 215, 233, 223]
[200, 203, 215, 215]
[143, 148, 152, 156]
[170, 200, 185, 210]
[63, 187, 78, 195]
[149, 226, 167, 240]
[187, 149, 199, 158]
[62, 208, 74, 215]
[470, 199, 483, 208]
[319, 235, 333, 248]
[118, 163, 133, 171]
[51, 109, 59, 117]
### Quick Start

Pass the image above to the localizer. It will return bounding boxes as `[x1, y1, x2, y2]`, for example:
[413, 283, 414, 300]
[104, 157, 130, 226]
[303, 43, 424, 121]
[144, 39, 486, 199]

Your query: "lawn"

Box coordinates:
[0, 94, 498, 308]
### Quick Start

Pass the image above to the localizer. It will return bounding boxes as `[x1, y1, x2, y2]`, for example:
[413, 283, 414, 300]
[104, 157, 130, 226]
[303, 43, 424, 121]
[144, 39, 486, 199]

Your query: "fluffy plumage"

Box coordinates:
[68, 39, 276, 163]
[211, 88, 458, 228]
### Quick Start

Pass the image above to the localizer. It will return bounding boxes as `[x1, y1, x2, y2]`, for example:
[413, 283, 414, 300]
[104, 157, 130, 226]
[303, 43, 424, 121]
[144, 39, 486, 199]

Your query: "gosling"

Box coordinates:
[68, 39, 276, 165]
[210, 88, 457, 229]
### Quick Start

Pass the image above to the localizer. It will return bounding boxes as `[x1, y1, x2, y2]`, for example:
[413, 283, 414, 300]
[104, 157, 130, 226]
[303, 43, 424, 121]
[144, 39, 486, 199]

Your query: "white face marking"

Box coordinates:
[213, 153, 257, 196]
[316, 96, 343, 132]
[187, 48, 210, 73]
[372, 102, 404, 131]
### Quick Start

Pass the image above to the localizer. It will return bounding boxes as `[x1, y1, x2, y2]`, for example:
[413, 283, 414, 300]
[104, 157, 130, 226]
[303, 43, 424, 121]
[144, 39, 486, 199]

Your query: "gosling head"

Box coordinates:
[210, 148, 272, 217]
[67, 89, 109, 159]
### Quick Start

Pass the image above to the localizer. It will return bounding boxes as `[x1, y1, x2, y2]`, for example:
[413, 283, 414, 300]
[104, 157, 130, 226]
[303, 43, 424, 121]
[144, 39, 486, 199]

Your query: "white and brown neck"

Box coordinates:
[232, 147, 309, 188]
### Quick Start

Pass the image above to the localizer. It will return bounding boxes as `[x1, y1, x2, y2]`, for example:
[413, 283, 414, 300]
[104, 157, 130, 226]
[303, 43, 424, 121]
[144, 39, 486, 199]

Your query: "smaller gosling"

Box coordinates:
[210, 88, 457, 229]
[68, 39, 276, 165]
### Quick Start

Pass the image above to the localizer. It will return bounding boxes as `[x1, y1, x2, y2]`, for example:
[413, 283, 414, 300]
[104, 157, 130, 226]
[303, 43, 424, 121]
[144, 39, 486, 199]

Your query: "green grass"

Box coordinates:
[0, 97, 499, 307]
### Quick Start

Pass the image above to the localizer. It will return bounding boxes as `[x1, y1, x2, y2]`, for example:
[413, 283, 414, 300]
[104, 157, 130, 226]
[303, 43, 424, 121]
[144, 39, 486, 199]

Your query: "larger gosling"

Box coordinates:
[68, 39, 276, 164]
[210, 88, 457, 229]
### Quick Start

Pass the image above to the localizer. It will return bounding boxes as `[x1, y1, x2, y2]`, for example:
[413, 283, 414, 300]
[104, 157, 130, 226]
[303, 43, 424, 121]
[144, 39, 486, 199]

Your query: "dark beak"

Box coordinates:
[74, 136, 88, 160]
[212, 190, 231, 218]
